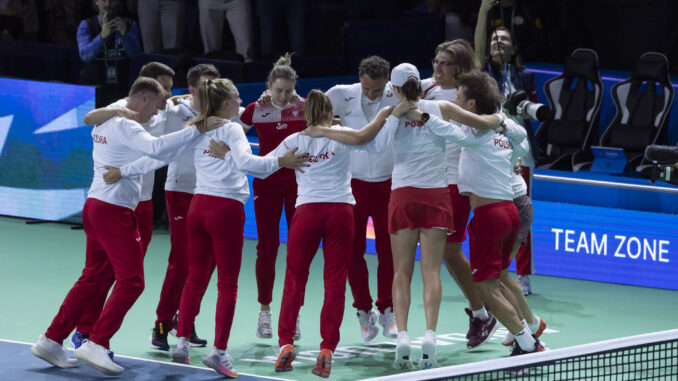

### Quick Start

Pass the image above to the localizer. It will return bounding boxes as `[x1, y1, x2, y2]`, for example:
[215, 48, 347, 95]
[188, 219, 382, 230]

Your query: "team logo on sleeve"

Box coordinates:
[261, 112, 271, 117]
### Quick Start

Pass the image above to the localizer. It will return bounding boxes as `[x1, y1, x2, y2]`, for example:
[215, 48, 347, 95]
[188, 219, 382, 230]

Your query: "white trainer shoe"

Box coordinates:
[171, 337, 191, 364]
[203, 348, 239, 378]
[293, 315, 301, 341]
[256, 310, 273, 339]
[31, 335, 79, 369]
[418, 330, 438, 369]
[393, 331, 413, 370]
[378, 307, 398, 338]
[74, 340, 123, 376]
[357, 310, 379, 342]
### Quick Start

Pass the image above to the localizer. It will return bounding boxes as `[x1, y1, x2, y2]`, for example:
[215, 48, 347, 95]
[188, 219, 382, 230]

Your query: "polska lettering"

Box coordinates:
[404, 120, 425, 127]
[308, 151, 335, 163]
[494, 138, 512, 149]
[93, 134, 107, 144]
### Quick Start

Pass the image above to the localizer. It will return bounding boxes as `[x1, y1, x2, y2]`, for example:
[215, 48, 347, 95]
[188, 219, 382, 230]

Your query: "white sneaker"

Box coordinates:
[393, 331, 413, 370]
[31, 335, 79, 369]
[171, 337, 190, 364]
[378, 307, 398, 338]
[502, 330, 515, 346]
[518, 275, 532, 295]
[256, 310, 273, 339]
[74, 340, 123, 376]
[357, 310, 379, 342]
[293, 315, 301, 341]
[418, 330, 438, 369]
[203, 348, 239, 378]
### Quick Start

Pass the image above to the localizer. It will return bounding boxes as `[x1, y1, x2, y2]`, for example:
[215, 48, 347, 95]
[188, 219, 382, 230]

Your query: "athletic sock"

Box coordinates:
[514, 328, 536, 351]
[528, 316, 541, 333]
[472, 307, 490, 321]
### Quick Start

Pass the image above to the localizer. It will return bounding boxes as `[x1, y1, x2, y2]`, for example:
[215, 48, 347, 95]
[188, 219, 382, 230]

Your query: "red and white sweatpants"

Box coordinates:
[75, 199, 154, 334]
[46, 198, 145, 349]
[348, 178, 393, 314]
[252, 178, 297, 306]
[278, 203, 354, 352]
[176, 194, 244, 350]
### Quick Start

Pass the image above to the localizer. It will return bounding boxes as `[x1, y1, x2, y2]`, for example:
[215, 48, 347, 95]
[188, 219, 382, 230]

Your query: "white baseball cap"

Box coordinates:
[390, 63, 420, 87]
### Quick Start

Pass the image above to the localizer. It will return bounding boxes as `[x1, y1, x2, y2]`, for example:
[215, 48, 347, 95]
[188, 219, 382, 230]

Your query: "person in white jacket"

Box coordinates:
[31, 77, 203, 376]
[325, 55, 400, 342]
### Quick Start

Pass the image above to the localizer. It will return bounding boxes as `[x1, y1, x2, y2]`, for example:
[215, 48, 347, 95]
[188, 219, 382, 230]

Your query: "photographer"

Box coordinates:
[77, 0, 141, 107]
[475, 0, 539, 294]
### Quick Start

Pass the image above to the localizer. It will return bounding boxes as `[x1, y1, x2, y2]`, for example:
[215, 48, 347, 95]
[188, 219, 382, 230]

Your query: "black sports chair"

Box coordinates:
[536, 49, 603, 171]
[599, 52, 674, 172]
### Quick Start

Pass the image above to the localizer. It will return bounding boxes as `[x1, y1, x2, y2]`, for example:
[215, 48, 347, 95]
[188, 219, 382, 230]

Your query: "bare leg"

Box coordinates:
[390, 228, 419, 333]
[476, 279, 523, 334]
[419, 228, 446, 331]
[500, 270, 534, 323]
[443, 242, 483, 310]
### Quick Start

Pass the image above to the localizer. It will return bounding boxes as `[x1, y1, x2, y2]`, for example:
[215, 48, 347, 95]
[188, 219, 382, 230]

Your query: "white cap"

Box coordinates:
[390, 63, 420, 87]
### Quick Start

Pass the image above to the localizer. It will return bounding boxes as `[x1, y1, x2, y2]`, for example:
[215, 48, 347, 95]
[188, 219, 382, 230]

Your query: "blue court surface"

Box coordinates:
[0, 339, 285, 381]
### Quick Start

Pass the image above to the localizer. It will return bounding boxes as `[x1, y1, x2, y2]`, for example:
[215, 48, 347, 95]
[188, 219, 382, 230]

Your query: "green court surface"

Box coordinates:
[1, 215, 677, 380]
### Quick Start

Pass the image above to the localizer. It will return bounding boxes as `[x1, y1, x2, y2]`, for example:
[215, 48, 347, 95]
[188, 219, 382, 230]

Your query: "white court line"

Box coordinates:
[3, 338, 293, 381]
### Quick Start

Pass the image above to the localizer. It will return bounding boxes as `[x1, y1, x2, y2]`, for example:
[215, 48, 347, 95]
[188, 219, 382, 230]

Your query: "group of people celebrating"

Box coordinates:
[31, 27, 548, 379]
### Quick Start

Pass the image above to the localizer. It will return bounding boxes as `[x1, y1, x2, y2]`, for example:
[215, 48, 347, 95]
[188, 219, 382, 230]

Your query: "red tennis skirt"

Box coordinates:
[388, 186, 455, 234]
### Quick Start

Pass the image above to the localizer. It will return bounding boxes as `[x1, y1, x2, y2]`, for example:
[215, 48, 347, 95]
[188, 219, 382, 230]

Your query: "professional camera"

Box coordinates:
[505, 90, 553, 122]
[643, 144, 678, 185]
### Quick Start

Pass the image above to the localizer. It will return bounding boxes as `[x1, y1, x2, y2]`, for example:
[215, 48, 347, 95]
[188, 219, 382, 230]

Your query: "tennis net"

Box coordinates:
[364, 329, 678, 380]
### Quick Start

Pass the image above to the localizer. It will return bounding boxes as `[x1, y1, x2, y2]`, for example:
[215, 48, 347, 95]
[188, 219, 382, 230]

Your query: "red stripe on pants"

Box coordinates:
[76, 199, 154, 334]
[177, 194, 244, 350]
[515, 166, 533, 275]
[252, 178, 297, 306]
[278, 203, 354, 352]
[46, 198, 145, 349]
[348, 179, 393, 314]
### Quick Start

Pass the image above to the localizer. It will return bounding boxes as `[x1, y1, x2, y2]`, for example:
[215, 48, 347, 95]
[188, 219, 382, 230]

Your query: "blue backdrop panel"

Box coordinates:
[0, 77, 95, 222]
[529, 200, 677, 290]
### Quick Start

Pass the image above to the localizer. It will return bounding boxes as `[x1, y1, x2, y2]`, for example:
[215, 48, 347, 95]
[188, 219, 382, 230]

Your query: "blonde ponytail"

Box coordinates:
[188, 78, 238, 133]
[304, 89, 333, 126]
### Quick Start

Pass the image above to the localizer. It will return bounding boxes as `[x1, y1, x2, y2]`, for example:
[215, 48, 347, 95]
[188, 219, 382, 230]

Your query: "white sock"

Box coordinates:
[397, 331, 409, 343]
[528, 316, 541, 333]
[215, 347, 226, 355]
[514, 328, 536, 351]
[521, 319, 532, 334]
[472, 307, 490, 321]
[423, 330, 436, 344]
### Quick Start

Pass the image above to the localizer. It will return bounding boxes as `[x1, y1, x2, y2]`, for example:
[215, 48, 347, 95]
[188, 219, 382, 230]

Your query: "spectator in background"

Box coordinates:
[475, 0, 538, 295]
[198, 0, 253, 61]
[0, 0, 38, 41]
[137, 0, 185, 53]
[77, 0, 141, 107]
[426, 0, 479, 42]
[256, 0, 307, 59]
[478, 0, 543, 62]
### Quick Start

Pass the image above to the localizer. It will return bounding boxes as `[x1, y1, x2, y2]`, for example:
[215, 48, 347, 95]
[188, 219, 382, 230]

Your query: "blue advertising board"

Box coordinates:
[0, 78, 95, 222]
